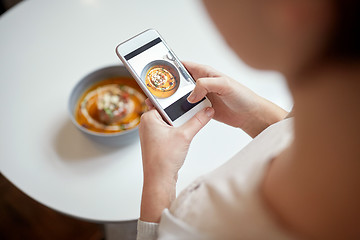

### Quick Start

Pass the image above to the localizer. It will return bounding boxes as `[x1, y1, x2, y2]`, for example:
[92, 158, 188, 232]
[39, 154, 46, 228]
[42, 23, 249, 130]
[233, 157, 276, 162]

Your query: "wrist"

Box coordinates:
[140, 173, 177, 223]
[143, 172, 177, 191]
[143, 164, 178, 185]
[241, 97, 288, 138]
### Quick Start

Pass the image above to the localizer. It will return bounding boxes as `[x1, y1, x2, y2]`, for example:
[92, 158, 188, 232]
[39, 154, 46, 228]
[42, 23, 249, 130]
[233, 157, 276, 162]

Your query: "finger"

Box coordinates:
[182, 61, 221, 80]
[145, 98, 155, 110]
[187, 77, 228, 103]
[180, 107, 214, 140]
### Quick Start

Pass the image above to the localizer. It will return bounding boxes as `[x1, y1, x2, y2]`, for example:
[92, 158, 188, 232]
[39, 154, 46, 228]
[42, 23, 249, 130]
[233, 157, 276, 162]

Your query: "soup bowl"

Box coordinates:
[141, 60, 180, 98]
[68, 65, 145, 146]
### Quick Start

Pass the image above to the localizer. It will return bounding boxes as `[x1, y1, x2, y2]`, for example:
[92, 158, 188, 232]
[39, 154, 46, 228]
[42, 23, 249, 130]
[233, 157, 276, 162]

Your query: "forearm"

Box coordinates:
[138, 92, 213, 223]
[140, 176, 177, 223]
[242, 97, 288, 138]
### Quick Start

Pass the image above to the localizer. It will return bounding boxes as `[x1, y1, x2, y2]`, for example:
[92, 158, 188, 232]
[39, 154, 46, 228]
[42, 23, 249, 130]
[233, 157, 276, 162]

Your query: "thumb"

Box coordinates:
[179, 107, 214, 141]
[187, 77, 227, 103]
[140, 109, 168, 126]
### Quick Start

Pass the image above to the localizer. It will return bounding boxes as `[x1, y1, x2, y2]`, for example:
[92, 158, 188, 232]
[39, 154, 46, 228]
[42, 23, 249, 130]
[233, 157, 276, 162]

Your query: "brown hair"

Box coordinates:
[329, 1, 360, 60]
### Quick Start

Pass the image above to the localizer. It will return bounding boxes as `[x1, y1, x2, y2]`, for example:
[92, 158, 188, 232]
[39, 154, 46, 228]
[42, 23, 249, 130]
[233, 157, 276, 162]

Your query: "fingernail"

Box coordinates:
[187, 93, 196, 102]
[205, 107, 214, 117]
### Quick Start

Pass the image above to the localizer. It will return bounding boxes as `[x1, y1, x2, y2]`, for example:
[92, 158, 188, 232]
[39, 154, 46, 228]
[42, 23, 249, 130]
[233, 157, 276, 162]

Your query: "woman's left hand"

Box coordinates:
[139, 99, 214, 222]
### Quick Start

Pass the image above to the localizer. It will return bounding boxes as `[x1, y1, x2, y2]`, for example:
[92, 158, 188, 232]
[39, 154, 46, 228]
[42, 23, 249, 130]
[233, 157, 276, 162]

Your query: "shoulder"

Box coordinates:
[262, 145, 360, 239]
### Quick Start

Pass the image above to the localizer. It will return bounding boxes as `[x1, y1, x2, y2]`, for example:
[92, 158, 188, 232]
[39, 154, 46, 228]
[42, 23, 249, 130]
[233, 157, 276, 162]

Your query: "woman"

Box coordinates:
[137, 1, 360, 239]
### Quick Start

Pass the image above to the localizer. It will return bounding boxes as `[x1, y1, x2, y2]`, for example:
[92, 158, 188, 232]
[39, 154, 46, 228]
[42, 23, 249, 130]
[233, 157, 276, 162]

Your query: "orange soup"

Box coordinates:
[75, 77, 147, 134]
[145, 65, 179, 98]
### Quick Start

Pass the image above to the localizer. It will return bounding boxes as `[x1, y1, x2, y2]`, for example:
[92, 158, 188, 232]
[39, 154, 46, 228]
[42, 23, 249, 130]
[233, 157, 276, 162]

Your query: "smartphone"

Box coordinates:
[116, 29, 212, 127]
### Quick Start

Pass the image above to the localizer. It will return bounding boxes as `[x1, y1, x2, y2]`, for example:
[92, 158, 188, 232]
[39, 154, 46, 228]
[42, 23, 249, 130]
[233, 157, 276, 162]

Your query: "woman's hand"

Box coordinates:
[139, 99, 214, 222]
[184, 62, 288, 138]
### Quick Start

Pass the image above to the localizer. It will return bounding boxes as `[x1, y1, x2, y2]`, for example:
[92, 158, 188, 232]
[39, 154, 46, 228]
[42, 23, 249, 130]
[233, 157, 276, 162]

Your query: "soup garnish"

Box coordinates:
[145, 65, 179, 98]
[75, 77, 147, 133]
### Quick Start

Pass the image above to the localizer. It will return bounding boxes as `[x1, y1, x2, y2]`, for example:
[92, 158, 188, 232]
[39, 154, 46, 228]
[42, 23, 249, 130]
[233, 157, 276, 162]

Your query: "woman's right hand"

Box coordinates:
[184, 62, 288, 137]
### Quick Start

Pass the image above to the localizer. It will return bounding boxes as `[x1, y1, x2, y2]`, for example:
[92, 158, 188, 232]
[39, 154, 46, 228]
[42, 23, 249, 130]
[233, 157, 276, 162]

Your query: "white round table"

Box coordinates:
[0, 0, 292, 223]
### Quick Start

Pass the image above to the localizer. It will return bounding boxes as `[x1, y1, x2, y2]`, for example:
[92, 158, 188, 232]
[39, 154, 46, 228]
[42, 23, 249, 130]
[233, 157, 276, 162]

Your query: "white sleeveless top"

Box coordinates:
[137, 118, 296, 240]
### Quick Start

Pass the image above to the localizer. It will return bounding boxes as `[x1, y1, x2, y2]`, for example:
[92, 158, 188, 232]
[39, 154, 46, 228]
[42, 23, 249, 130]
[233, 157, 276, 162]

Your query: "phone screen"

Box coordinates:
[124, 37, 205, 121]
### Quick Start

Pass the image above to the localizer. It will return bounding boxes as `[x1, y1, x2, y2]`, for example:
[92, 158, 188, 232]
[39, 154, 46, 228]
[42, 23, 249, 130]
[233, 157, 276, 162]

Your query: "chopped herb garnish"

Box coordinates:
[105, 108, 114, 118]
